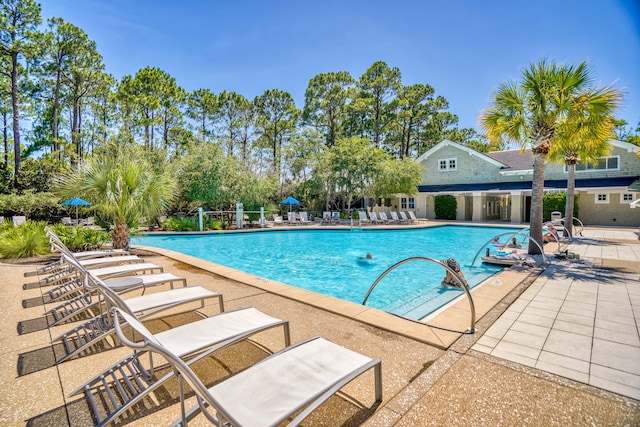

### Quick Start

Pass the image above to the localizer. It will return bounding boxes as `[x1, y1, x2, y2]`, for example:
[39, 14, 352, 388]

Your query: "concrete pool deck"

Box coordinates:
[1, 225, 638, 425]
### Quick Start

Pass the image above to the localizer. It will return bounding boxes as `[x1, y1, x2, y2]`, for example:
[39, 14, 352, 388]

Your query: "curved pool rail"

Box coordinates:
[362, 257, 477, 333]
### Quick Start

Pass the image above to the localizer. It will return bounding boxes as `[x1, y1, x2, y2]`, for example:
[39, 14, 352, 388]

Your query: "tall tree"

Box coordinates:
[481, 59, 621, 254]
[548, 86, 621, 236]
[328, 136, 386, 213]
[36, 18, 88, 155]
[303, 71, 354, 147]
[0, 0, 41, 183]
[185, 88, 217, 141]
[254, 89, 299, 175]
[356, 61, 401, 148]
[116, 67, 183, 152]
[217, 91, 254, 160]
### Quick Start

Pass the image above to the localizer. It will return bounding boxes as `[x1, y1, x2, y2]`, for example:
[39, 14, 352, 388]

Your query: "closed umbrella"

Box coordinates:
[61, 197, 91, 223]
[280, 196, 300, 212]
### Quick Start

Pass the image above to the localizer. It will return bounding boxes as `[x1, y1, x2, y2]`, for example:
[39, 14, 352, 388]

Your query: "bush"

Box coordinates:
[0, 191, 65, 221]
[543, 192, 579, 222]
[161, 216, 222, 231]
[0, 221, 51, 259]
[48, 223, 111, 251]
[434, 195, 457, 220]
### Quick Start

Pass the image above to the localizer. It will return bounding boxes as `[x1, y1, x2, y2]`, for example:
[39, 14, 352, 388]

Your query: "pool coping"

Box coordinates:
[134, 241, 537, 350]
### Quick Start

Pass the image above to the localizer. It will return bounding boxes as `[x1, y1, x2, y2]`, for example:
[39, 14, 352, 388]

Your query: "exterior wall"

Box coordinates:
[420, 145, 505, 185]
[578, 191, 640, 227]
[544, 144, 640, 180]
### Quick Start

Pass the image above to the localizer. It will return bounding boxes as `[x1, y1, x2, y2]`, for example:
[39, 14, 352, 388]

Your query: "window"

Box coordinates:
[569, 156, 620, 172]
[622, 193, 635, 203]
[438, 158, 457, 171]
[400, 197, 407, 209]
[408, 197, 415, 209]
[595, 194, 609, 204]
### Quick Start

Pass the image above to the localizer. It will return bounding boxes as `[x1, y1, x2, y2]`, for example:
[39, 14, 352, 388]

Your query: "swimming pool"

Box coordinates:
[134, 225, 513, 320]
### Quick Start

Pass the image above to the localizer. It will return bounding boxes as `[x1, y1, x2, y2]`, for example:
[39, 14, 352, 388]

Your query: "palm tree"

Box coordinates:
[58, 153, 174, 250]
[480, 59, 621, 254]
[548, 88, 621, 237]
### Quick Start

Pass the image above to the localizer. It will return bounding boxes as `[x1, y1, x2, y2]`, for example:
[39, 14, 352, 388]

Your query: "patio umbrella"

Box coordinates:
[280, 196, 300, 212]
[61, 197, 91, 223]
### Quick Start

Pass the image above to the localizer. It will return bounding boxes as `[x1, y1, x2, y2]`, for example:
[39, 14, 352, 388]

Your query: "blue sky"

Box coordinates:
[40, 0, 640, 132]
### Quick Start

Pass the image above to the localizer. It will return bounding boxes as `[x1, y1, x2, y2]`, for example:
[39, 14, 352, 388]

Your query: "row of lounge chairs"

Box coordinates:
[358, 210, 421, 226]
[27, 227, 382, 426]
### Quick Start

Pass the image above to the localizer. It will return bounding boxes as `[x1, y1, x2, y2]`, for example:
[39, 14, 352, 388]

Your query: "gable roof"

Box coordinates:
[415, 139, 506, 168]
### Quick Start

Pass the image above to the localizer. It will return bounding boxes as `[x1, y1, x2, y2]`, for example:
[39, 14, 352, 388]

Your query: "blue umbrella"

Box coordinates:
[61, 197, 91, 223]
[281, 196, 300, 212]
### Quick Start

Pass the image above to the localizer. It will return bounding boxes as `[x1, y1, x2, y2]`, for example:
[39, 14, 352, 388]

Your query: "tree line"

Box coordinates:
[0, 0, 499, 207]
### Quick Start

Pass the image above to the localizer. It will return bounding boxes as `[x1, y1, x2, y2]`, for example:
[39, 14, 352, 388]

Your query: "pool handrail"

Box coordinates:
[362, 257, 477, 334]
[471, 230, 547, 267]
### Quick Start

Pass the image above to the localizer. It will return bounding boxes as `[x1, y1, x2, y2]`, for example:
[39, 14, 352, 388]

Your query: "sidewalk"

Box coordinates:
[471, 229, 640, 400]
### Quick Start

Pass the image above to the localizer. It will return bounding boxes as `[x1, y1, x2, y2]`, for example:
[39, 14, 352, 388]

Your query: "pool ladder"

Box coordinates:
[362, 257, 477, 333]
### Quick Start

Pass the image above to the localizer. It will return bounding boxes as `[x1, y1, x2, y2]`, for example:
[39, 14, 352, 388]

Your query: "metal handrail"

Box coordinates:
[362, 257, 476, 333]
[559, 216, 585, 238]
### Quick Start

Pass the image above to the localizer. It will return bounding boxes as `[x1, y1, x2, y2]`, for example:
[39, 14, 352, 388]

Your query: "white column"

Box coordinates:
[472, 192, 484, 222]
[456, 194, 466, 220]
[510, 191, 522, 224]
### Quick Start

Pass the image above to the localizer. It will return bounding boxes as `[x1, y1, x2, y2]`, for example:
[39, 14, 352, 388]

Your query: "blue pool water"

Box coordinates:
[134, 225, 513, 320]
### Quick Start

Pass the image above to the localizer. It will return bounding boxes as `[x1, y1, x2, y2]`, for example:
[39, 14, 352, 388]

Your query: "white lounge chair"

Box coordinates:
[111, 309, 382, 427]
[321, 211, 331, 224]
[73, 304, 290, 426]
[378, 212, 390, 224]
[407, 211, 421, 222]
[368, 211, 381, 225]
[287, 211, 299, 225]
[12, 215, 26, 227]
[358, 211, 370, 226]
[399, 211, 410, 223]
[45, 256, 224, 340]
[390, 211, 402, 223]
[298, 211, 311, 225]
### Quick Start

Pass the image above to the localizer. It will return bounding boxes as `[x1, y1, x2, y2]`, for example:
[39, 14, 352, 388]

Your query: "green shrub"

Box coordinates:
[48, 224, 111, 251]
[161, 216, 223, 231]
[542, 192, 579, 222]
[0, 191, 64, 220]
[434, 195, 457, 220]
[0, 221, 51, 259]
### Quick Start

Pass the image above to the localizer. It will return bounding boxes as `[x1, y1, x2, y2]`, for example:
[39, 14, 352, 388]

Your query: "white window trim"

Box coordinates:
[595, 194, 609, 204]
[564, 155, 620, 173]
[621, 193, 635, 203]
[438, 157, 457, 171]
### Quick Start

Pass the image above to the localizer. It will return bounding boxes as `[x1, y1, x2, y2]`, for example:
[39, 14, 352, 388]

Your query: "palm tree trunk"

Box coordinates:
[112, 220, 130, 251]
[528, 151, 546, 255]
[564, 163, 576, 238]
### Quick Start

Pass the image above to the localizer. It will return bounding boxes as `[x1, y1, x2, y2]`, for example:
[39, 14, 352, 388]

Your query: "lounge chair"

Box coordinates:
[378, 212, 390, 224]
[61, 217, 73, 225]
[407, 211, 421, 222]
[331, 211, 341, 224]
[390, 211, 402, 223]
[321, 211, 331, 224]
[298, 211, 311, 225]
[12, 215, 26, 227]
[358, 211, 370, 226]
[399, 211, 410, 223]
[50, 264, 225, 363]
[110, 308, 382, 427]
[287, 211, 299, 225]
[46, 269, 187, 303]
[73, 304, 289, 426]
[368, 211, 381, 225]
